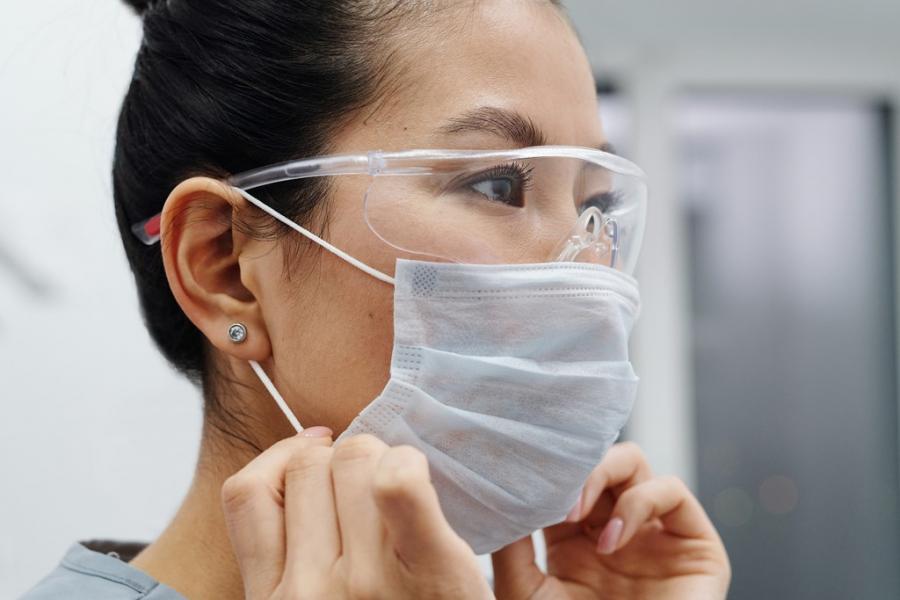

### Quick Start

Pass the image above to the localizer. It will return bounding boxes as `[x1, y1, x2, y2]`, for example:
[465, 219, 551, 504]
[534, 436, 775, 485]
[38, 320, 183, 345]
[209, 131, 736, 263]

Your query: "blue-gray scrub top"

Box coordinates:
[20, 541, 185, 599]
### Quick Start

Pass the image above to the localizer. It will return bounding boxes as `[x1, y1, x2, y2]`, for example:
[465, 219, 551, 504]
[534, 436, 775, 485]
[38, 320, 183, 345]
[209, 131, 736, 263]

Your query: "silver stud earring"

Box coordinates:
[227, 323, 248, 344]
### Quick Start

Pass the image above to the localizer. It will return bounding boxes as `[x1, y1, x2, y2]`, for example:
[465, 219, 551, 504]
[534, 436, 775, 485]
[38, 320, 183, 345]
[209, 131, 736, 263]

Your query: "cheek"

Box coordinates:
[264, 173, 406, 432]
[269, 247, 397, 434]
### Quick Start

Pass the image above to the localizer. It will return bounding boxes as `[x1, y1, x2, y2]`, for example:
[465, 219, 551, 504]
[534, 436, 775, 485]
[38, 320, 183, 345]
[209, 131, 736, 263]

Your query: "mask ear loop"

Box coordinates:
[233, 186, 397, 433]
[233, 187, 396, 286]
[249, 359, 304, 433]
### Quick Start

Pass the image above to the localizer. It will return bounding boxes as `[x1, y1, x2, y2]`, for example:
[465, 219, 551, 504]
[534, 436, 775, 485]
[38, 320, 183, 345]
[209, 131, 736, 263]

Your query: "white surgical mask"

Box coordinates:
[239, 188, 641, 555]
[335, 259, 640, 553]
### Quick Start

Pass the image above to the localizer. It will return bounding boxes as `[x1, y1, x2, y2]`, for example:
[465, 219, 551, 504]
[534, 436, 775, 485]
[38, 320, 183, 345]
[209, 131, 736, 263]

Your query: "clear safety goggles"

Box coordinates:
[133, 146, 647, 277]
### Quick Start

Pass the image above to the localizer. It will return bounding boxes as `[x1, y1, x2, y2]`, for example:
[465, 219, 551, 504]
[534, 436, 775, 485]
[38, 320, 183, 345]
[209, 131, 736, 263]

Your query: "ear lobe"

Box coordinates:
[159, 176, 272, 362]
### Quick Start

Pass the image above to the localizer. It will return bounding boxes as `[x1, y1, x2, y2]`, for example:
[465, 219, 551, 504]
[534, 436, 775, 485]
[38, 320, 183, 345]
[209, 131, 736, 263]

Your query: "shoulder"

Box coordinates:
[20, 542, 184, 600]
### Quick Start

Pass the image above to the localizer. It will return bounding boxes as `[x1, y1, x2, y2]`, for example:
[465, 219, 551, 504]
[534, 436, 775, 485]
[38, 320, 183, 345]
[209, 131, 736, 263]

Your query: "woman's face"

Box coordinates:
[246, 0, 609, 434]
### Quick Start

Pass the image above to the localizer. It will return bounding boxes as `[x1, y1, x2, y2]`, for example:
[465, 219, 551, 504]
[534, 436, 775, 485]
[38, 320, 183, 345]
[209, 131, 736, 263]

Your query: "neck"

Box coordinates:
[131, 409, 293, 600]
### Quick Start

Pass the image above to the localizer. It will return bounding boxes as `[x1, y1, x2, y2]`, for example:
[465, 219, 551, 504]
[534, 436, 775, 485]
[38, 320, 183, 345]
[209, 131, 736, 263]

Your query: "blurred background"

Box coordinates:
[1, 1, 898, 598]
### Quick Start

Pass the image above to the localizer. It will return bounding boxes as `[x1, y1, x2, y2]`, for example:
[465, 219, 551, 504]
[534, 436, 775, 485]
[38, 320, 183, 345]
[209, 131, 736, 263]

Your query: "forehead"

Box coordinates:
[344, 0, 604, 150]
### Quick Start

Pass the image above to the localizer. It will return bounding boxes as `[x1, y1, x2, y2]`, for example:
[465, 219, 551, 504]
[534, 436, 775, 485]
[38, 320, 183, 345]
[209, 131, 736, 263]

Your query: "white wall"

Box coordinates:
[0, 3, 201, 597]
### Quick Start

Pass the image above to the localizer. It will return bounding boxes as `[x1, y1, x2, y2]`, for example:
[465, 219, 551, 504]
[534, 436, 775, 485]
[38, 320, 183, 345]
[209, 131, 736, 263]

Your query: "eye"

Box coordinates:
[470, 177, 517, 205]
[457, 162, 534, 208]
[581, 190, 624, 214]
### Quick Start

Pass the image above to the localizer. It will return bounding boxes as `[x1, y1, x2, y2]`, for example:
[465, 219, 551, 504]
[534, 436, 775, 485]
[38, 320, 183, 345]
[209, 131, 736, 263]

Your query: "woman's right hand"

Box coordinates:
[221, 429, 494, 600]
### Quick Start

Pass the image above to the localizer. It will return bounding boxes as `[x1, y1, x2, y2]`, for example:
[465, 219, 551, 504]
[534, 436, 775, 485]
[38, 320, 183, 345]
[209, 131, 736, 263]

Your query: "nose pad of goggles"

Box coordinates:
[553, 206, 620, 267]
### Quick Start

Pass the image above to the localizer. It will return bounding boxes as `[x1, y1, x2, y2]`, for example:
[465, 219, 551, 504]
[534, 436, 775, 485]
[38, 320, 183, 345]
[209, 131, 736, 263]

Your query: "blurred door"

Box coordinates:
[679, 94, 900, 599]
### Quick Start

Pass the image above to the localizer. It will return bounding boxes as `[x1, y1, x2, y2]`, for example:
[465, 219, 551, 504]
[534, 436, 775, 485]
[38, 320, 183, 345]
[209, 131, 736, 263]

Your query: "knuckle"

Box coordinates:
[347, 572, 382, 600]
[386, 444, 428, 468]
[270, 434, 310, 452]
[660, 474, 690, 494]
[220, 472, 266, 513]
[284, 445, 333, 480]
[277, 575, 326, 600]
[618, 483, 650, 508]
[333, 434, 385, 463]
[373, 446, 429, 501]
[617, 440, 647, 462]
[275, 433, 329, 453]
[584, 461, 606, 481]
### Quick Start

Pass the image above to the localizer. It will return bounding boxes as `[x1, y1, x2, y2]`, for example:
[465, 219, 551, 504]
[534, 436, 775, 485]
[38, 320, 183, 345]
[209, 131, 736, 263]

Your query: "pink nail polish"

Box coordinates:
[565, 495, 583, 522]
[301, 426, 333, 438]
[597, 517, 624, 554]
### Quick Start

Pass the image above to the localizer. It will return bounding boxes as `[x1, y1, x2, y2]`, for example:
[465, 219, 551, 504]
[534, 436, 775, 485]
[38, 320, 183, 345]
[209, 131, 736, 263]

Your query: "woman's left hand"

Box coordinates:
[491, 442, 731, 600]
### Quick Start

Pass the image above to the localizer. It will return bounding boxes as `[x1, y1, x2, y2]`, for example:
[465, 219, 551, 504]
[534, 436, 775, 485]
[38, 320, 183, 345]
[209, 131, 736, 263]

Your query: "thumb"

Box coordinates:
[491, 535, 546, 599]
[373, 445, 468, 567]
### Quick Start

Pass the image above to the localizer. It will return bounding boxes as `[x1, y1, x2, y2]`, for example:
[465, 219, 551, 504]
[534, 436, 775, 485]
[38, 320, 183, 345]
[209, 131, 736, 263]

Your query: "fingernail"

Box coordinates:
[597, 517, 624, 555]
[301, 426, 333, 438]
[565, 495, 583, 522]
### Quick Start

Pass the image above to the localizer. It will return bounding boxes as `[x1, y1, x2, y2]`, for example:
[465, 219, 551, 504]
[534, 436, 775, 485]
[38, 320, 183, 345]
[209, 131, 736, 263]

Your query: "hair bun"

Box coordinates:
[123, 0, 155, 16]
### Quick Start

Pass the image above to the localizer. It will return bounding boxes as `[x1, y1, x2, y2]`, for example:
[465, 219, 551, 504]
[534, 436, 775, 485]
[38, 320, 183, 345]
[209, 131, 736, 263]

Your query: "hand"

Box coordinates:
[492, 442, 730, 600]
[221, 429, 494, 600]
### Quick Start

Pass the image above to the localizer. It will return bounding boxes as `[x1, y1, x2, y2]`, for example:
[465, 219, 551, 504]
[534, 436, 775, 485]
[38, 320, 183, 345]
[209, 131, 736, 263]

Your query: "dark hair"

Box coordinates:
[114, 0, 419, 401]
[114, 0, 565, 435]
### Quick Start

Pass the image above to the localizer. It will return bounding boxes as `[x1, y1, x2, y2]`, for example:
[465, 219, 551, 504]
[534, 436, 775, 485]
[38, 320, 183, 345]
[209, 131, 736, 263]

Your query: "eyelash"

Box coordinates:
[458, 162, 535, 206]
[451, 164, 623, 213]
[478, 162, 536, 188]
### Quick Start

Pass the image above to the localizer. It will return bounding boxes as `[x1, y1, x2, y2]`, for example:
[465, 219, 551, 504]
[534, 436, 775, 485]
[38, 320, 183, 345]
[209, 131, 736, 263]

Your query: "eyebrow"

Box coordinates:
[436, 106, 617, 154]
[438, 106, 547, 147]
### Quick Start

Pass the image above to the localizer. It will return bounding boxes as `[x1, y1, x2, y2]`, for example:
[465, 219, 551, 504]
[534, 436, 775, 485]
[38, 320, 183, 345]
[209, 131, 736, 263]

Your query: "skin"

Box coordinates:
[129, 1, 730, 598]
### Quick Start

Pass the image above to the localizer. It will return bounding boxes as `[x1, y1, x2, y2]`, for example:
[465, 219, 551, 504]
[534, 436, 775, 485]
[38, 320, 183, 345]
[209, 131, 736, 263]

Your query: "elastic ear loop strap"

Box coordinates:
[234, 187, 396, 433]
[249, 359, 303, 433]
[233, 188, 395, 285]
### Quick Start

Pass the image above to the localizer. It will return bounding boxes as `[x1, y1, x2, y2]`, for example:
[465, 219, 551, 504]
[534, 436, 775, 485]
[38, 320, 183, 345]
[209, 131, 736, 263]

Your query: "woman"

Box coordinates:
[23, 0, 730, 598]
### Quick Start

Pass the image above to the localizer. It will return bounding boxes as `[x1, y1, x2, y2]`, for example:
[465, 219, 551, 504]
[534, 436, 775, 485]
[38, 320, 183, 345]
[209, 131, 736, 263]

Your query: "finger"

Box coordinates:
[490, 536, 545, 600]
[570, 441, 654, 524]
[544, 489, 615, 547]
[331, 434, 390, 562]
[545, 441, 654, 546]
[373, 445, 468, 569]
[598, 475, 718, 555]
[221, 427, 333, 599]
[283, 442, 340, 578]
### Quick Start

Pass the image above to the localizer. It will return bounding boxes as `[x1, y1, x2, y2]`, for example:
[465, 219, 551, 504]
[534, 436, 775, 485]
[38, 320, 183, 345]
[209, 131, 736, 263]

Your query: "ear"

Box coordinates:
[159, 176, 272, 362]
